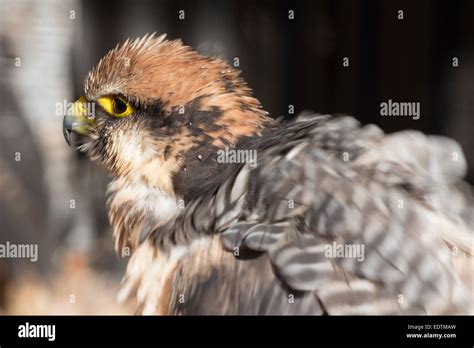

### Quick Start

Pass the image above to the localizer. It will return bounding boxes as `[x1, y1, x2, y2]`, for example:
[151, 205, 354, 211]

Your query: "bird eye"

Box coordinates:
[113, 98, 128, 115]
[97, 95, 134, 117]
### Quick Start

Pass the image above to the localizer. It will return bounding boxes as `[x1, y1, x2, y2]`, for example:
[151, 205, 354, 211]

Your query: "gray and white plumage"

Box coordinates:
[144, 115, 473, 315]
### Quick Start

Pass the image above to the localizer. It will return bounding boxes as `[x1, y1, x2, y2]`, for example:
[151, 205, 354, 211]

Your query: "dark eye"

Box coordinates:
[113, 98, 128, 115]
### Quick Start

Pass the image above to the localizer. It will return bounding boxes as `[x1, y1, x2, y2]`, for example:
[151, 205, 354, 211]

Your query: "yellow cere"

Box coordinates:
[72, 96, 89, 117]
[97, 96, 134, 117]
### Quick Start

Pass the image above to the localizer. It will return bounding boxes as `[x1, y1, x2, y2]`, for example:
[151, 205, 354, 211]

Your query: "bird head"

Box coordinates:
[63, 33, 270, 199]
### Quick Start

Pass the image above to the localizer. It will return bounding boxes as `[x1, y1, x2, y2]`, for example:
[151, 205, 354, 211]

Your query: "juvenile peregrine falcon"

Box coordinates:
[63, 33, 474, 315]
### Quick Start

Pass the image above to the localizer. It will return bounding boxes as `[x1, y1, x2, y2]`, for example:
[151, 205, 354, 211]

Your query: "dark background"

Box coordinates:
[76, 0, 474, 178]
[0, 0, 473, 314]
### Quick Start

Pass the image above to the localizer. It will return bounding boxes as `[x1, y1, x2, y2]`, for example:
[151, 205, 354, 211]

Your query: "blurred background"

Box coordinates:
[0, 0, 473, 314]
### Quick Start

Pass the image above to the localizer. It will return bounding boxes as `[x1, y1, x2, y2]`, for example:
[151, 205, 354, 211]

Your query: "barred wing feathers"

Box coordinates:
[151, 115, 473, 314]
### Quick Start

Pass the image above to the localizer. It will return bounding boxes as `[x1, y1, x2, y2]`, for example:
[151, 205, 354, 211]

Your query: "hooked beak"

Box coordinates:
[63, 96, 96, 146]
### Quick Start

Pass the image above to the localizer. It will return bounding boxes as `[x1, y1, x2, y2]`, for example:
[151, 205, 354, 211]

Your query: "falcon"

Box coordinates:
[63, 33, 474, 315]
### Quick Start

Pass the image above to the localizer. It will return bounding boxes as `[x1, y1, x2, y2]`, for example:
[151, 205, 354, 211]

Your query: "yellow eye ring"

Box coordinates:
[97, 96, 134, 117]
